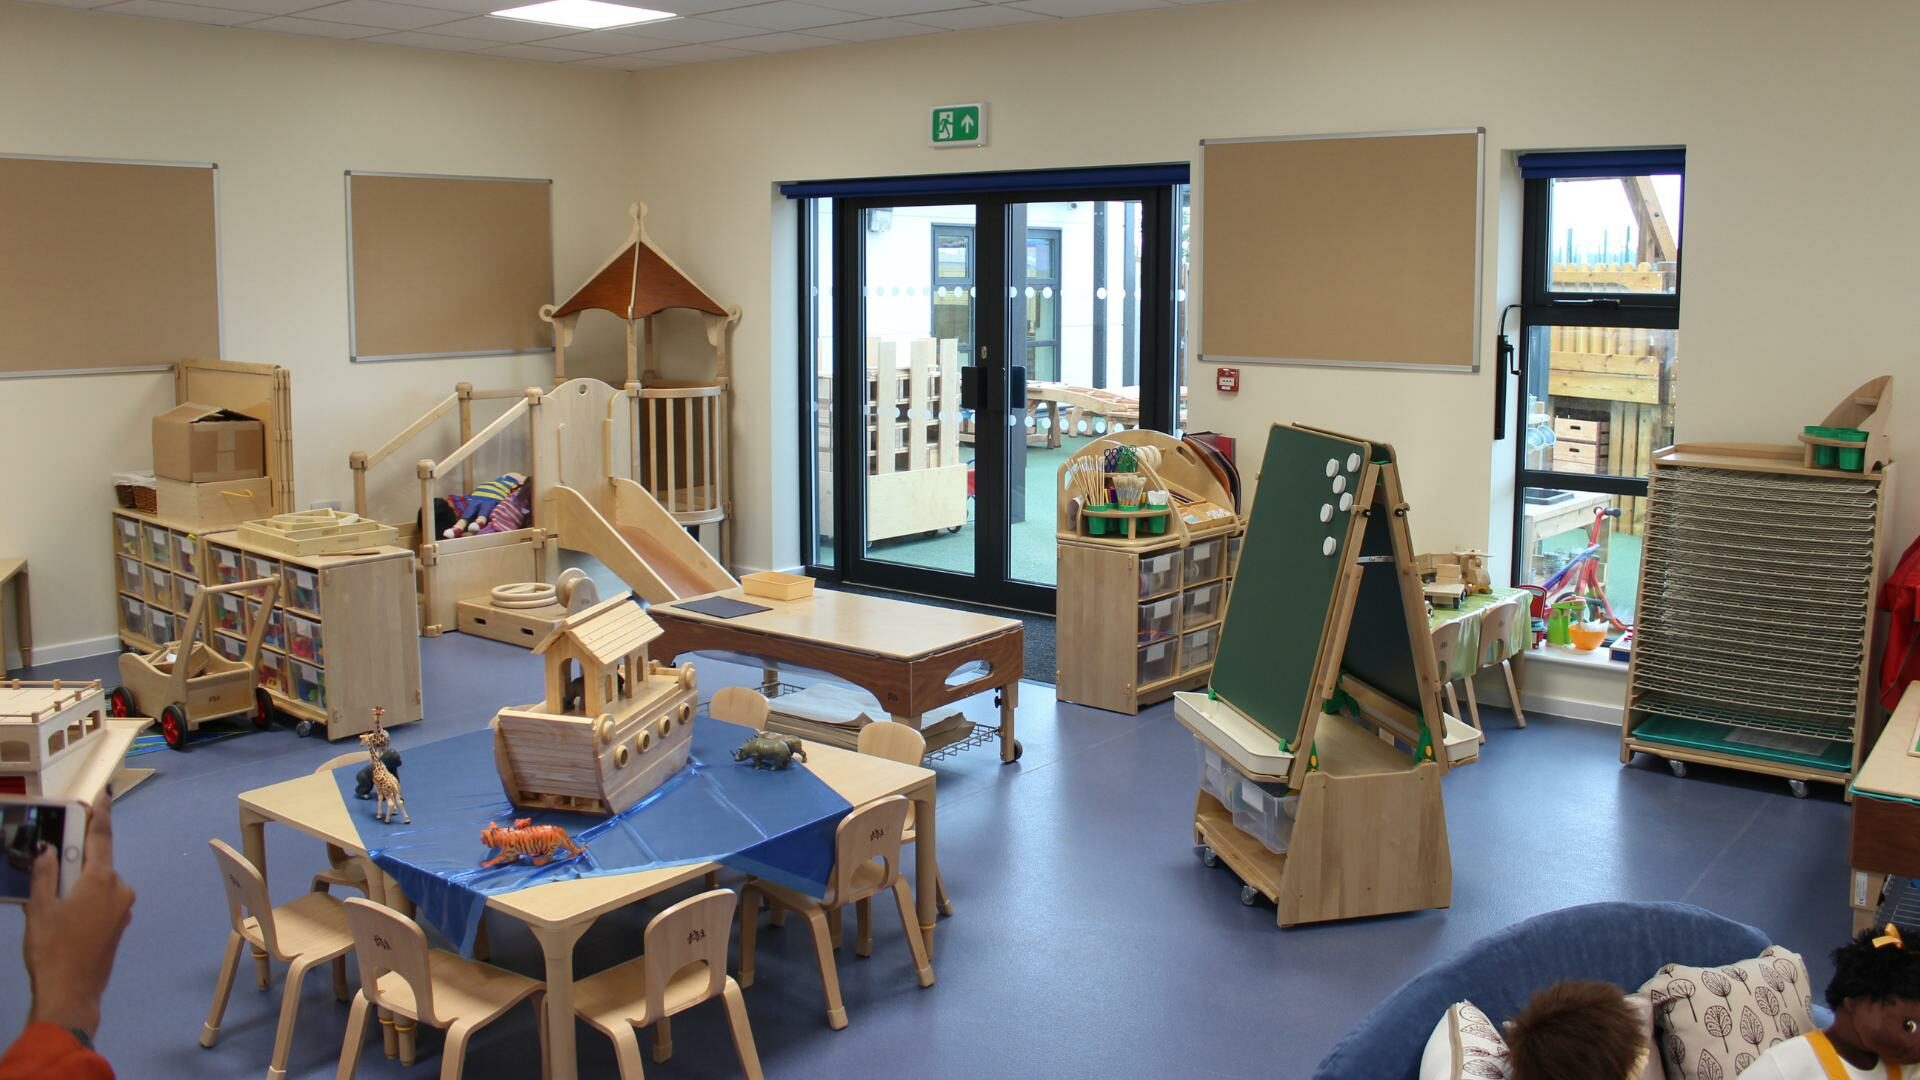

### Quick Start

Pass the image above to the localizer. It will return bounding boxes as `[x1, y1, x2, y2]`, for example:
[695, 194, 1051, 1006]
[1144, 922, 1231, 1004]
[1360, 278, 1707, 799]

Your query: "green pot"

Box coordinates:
[1833, 427, 1868, 472]
[1805, 425, 1836, 467]
[1147, 511, 1168, 535]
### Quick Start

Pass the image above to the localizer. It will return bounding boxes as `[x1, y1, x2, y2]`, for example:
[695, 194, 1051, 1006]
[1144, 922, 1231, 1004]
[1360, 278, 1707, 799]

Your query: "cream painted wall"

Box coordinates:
[0, 1, 641, 658]
[622, 0, 1920, 593]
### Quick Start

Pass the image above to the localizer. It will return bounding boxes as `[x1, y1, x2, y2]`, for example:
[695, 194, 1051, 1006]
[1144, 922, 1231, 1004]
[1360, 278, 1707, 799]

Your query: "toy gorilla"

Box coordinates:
[1746, 924, 1920, 1078]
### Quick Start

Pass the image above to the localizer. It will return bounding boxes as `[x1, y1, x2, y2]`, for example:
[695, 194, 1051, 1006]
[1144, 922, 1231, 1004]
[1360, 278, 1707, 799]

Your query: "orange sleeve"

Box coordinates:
[0, 1023, 114, 1080]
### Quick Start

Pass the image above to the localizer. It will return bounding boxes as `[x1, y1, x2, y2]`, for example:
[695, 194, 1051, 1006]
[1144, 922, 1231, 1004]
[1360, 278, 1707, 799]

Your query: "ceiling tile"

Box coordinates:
[420, 14, 575, 39]
[722, 29, 837, 50]
[533, 28, 676, 52]
[632, 0, 765, 13]
[357, 0, 504, 14]
[803, 16, 933, 39]
[479, 41, 601, 59]
[364, 27, 496, 46]
[1006, 0, 1167, 15]
[903, 3, 1046, 28]
[246, 13, 391, 35]
[295, 0, 463, 27]
[97, 0, 266, 24]
[13, 0, 122, 10]
[574, 51, 676, 67]
[635, 40, 755, 60]
[703, 1, 863, 30]
[110, 0, 314, 15]
[816, 0, 973, 17]
[592, 15, 761, 41]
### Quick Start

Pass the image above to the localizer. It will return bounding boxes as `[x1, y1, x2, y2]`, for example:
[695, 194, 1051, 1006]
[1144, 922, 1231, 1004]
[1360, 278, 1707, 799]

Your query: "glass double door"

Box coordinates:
[827, 189, 1173, 612]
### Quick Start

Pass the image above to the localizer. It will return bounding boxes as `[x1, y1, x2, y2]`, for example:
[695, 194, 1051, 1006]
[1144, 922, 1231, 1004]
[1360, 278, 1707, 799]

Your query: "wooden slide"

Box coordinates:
[546, 479, 734, 604]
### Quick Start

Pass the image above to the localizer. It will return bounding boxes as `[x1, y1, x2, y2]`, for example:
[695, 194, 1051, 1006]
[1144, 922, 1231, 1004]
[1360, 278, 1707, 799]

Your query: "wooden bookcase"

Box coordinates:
[111, 509, 215, 655]
[861, 337, 965, 541]
[203, 531, 422, 741]
[1056, 432, 1243, 715]
[1621, 442, 1895, 794]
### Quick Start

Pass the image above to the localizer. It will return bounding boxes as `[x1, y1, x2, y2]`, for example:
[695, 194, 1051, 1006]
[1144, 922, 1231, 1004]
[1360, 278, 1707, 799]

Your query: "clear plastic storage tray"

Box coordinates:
[247, 600, 284, 651]
[210, 546, 242, 585]
[118, 597, 145, 637]
[1137, 639, 1176, 685]
[174, 538, 200, 579]
[1138, 597, 1180, 646]
[212, 592, 245, 635]
[1183, 582, 1222, 629]
[210, 633, 245, 662]
[144, 525, 172, 567]
[115, 517, 141, 558]
[117, 556, 143, 597]
[258, 650, 287, 695]
[1184, 537, 1225, 583]
[244, 554, 279, 584]
[145, 566, 174, 610]
[1181, 625, 1218, 672]
[291, 660, 326, 711]
[178, 578, 200, 618]
[285, 613, 323, 666]
[146, 607, 175, 646]
[1195, 740, 1298, 855]
[1227, 535, 1242, 577]
[1138, 551, 1180, 598]
[285, 567, 320, 614]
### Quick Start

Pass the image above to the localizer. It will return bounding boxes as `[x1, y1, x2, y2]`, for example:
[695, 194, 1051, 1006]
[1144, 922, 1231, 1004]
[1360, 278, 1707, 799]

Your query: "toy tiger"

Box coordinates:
[480, 818, 587, 868]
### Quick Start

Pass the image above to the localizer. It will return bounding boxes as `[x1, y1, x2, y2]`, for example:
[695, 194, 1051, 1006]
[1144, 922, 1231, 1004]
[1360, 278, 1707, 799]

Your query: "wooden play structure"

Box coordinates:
[492, 593, 700, 816]
[110, 577, 279, 750]
[1623, 379, 1895, 796]
[844, 337, 966, 542]
[541, 202, 741, 565]
[1175, 423, 1479, 925]
[0, 680, 148, 799]
[1055, 431, 1243, 715]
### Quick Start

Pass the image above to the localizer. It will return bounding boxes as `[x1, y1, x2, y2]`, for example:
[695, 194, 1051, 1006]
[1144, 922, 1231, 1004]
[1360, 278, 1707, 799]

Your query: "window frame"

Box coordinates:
[1022, 226, 1062, 382]
[1509, 167, 1684, 592]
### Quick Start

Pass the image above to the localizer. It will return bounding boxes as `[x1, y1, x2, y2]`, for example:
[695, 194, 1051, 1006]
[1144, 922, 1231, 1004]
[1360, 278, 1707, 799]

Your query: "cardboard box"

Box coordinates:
[153, 404, 264, 483]
[154, 476, 271, 528]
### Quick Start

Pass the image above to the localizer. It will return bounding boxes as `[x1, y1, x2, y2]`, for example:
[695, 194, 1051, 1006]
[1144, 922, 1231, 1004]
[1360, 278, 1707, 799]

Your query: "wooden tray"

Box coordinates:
[741, 571, 814, 601]
[236, 509, 398, 557]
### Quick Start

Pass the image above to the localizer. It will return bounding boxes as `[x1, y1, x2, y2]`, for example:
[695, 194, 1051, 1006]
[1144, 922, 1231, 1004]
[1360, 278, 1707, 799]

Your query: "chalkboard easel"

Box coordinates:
[1175, 422, 1478, 927]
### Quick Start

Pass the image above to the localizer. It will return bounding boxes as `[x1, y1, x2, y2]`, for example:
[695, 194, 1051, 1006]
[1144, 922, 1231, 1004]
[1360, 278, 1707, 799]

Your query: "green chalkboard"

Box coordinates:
[1210, 424, 1370, 746]
[1340, 478, 1426, 714]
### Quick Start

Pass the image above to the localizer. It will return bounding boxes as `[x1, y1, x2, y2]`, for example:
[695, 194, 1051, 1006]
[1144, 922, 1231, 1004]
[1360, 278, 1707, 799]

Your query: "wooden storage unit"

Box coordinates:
[204, 531, 422, 741]
[1056, 432, 1243, 714]
[862, 337, 966, 542]
[1621, 442, 1894, 794]
[110, 509, 214, 654]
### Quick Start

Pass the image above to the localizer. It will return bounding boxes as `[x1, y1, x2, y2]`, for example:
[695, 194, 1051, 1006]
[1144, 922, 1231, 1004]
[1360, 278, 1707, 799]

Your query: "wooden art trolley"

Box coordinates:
[1175, 424, 1478, 926]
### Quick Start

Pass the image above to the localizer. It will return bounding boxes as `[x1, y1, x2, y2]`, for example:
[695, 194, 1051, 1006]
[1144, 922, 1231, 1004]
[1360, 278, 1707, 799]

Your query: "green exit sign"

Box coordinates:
[930, 103, 986, 148]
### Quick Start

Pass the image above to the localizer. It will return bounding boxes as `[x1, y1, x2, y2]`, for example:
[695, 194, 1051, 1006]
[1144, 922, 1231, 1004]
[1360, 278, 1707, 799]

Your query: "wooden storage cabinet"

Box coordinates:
[109, 510, 211, 654]
[1058, 531, 1239, 714]
[204, 531, 422, 741]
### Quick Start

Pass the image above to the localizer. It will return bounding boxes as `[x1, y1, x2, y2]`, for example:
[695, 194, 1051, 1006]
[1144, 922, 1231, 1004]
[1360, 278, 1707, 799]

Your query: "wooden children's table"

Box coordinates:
[236, 739, 938, 1080]
[649, 587, 1026, 763]
[1849, 684, 1920, 933]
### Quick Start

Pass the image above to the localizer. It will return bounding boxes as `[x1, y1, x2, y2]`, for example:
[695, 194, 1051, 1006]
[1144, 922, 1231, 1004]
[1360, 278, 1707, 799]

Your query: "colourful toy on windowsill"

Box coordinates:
[1546, 598, 1586, 646]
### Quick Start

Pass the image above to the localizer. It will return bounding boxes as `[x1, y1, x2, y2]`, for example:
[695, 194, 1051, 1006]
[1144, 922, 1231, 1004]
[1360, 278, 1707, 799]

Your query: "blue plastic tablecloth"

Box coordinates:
[331, 717, 849, 954]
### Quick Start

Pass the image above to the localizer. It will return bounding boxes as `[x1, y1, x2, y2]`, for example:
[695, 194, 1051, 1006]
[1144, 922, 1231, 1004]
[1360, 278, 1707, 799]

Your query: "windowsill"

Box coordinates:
[1524, 642, 1628, 672]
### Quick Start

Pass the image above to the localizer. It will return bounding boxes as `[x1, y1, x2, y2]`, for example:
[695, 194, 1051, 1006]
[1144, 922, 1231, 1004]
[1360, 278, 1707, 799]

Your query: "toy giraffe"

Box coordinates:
[359, 707, 410, 825]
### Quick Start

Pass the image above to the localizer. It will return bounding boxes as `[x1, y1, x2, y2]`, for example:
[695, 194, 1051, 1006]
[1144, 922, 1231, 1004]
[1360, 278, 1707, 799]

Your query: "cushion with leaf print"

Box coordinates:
[1419, 1001, 1510, 1080]
[1639, 947, 1817, 1080]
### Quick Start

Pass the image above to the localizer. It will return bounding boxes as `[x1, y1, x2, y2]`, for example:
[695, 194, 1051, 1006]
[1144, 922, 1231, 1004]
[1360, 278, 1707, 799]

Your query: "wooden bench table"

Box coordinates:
[237, 737, 937, 1080]
[650, 587, 1026, 763]
[1849, 685, 1920, 933]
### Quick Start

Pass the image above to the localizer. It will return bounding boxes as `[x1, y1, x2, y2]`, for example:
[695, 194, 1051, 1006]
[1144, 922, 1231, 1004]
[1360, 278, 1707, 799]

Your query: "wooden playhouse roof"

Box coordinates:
[547, 203, 727, 322]
[532, 593, 661, 666]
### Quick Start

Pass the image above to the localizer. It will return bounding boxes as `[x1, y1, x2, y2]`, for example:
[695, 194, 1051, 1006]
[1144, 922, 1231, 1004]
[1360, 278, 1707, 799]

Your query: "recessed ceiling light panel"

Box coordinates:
[489, 0, 674, 30]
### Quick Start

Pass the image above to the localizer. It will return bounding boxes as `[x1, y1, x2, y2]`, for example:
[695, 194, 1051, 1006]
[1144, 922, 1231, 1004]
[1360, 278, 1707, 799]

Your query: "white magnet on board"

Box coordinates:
[1320, 504, 1333, 522]
[1331, 475, 1347, 494]
[1339, 492, 1353, 511]
[1347, 453, 1361, 472]
[1325, 459, 1339, 477]
[1322, 537, 1337, 556]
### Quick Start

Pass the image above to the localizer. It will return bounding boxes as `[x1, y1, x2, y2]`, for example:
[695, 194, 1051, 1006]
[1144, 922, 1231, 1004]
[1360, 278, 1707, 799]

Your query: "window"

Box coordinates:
[1023, 228, 1060, 382]
[1513, 151, 1683, 629]
[930, 224, 974, 362]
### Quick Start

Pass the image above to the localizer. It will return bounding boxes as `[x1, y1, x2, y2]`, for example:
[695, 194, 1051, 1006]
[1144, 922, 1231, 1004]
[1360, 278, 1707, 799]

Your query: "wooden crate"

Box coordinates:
[1553, 443, 1605, 473]
[1552, 417, 1608, 443]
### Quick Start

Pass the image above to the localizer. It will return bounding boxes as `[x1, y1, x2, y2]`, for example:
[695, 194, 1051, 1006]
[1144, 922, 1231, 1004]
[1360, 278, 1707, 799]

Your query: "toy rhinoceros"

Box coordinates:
[733, 732, 807, 770]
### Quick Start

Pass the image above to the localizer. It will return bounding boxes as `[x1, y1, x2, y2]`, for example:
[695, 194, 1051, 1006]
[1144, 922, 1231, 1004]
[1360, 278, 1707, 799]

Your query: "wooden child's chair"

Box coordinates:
[709, 686, 770, 727]
[335, 897, 548, 1080]
[1430, 621, 1479, 740]
[202, 839, 356, 1080]
[311, 753, 373, 897]
[854, 722, 951, 916]
[571, 888, 763, 1079]
[1475, 599, 1527, 729]
[738, 795, 934, 1030]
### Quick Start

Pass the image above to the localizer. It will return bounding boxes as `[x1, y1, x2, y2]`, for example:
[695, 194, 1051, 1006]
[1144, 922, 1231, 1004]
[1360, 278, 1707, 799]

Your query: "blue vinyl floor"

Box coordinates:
[0, 633, 1854, 1078]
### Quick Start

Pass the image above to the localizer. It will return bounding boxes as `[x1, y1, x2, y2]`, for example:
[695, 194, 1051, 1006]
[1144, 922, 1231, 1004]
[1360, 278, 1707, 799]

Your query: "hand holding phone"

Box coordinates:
[18, 792, 137, 1041]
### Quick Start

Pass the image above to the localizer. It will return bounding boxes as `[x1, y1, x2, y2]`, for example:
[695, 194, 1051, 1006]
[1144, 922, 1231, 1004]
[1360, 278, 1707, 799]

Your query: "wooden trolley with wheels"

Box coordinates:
[108, 576, 280, 750]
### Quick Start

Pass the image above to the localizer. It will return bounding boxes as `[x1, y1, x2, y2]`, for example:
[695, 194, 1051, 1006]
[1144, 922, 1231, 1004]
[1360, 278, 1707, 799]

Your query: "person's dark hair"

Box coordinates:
[1827, 926, 1920, 1009]
[1506, 980, 1642, 1080]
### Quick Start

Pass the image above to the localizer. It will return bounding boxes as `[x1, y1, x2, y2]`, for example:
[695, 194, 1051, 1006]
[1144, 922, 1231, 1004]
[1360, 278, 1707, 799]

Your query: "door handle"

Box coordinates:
[960, 366, 982, 411]
[1008, 365, 1027, 410]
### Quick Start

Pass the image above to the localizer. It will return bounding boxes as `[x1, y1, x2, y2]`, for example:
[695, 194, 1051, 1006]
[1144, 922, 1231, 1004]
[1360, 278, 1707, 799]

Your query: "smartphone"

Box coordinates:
[0, 798, 87, 903]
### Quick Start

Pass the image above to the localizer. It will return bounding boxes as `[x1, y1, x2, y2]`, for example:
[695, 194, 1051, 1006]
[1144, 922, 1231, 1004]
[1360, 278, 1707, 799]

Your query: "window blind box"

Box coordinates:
[152, 403, 264, 483]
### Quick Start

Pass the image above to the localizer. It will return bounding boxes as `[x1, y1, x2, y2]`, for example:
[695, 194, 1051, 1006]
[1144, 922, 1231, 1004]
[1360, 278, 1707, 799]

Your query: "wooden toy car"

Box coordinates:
[107, 576, 280, 750]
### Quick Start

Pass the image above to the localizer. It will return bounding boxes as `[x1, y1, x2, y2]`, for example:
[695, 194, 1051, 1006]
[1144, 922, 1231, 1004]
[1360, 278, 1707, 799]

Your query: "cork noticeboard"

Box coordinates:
[1198, 129, 1484, 371]
[346, 172, 554, 362]
[0, 156, 220, 378]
